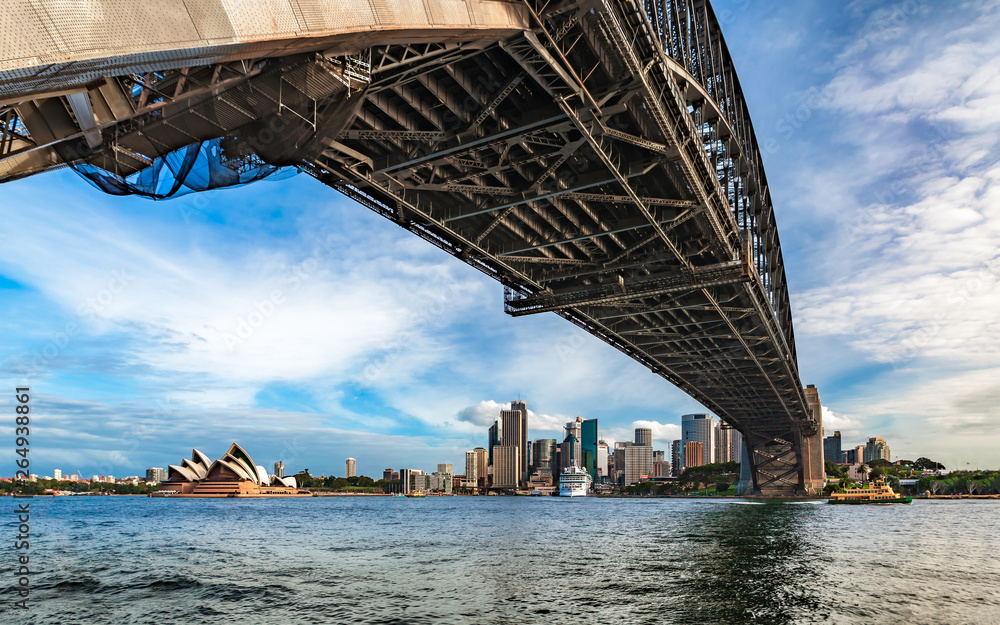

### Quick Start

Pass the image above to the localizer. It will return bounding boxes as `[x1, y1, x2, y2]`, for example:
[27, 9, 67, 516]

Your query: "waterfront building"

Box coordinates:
[488, 420, 499, 467]
[864, 437, 891, 463]
[824, 431, 842, 466]
[429, 471, 453, 493]
[682, 414, 714, 466]
[54, 469, 62, 480]
[499, 400, 529, 485]
[399, 468, 417, 494]
[438, 463, 453, 475]
[684, 441, 705, 469]
[581, 418, 598, 482]
[533, 439, 557, 474]
[465, 451, 479, 487]
[492, 445, 519, 488]
[671, 440, 681, 476]
[560, 418, 583, 473]
[596, 441, 609, 483]
[412, 473, 429, 492]
[274, 461, 285, 478]
[157, 444, 304, 497]
[145, 467, 167, 484]
[717, 425, 743, 463]
[383, 468, 394, 481]
[473, 447, 488, 488]
[346, 458, 356, 478]
[635, 427, 652, 448]
[624, 443, 653, 485]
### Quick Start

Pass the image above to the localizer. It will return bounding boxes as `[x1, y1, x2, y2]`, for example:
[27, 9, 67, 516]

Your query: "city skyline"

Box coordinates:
[3, 1, 1000, 478]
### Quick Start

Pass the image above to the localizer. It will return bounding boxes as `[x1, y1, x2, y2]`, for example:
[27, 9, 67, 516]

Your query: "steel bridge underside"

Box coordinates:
[0, 0, 822, 494]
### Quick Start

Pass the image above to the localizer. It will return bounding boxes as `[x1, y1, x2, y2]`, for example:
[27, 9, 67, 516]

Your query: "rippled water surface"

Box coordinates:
[1, 496, 998, 624]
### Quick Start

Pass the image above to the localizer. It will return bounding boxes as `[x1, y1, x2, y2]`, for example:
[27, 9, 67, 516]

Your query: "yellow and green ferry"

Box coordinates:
[828, 479, 912, 504]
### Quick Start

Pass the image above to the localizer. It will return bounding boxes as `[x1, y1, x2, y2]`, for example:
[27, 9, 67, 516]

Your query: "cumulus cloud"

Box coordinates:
[454, 400, 570, 434]
[821, 406, 865, 443]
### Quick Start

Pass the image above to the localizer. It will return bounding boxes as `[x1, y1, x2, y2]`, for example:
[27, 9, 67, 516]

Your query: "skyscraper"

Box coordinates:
[345, 458, 356, 478]
[864, 437, 890, 463]
[596, 441, 609, 482]
[671, 440, 681, 476]
[581, 418, 599, 482]
[682, 414, 714, 466]
[635, 427, 652, 447]
[684, 441, 705, 468]
[560, 417, 583, 472]
[273, 461, 285, 478]
[437, 463, 453, 475]
[383, 468, 394, 481]
[533, 439, 556, 473]
[623, 444, 653, 485]
[473, 447, 488, 487]
[823, 431, 842, 465]
[717, 425, 744, 463]
[465, 451, 478, 486]
[146, 467, 167, 483]
[497, 400, 528, 485]
[492, 445, 519, 488]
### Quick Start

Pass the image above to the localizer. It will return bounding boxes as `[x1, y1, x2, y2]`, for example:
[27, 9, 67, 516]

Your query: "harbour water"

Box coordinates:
[2, 496, 998, 624]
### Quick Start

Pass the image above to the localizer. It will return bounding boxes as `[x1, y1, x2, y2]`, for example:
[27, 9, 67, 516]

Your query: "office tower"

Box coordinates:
[533, 439, 557, 473]
[501, 400, 529, 484]
[596, 441, 609, 482]
[852, 445, 865, 464]
[345, 458, 356, 478]
[717, 425, 743, 463]
[399, 468, 423, 493]
[145, 467, 167, 483]
[274, 461, 285, 478]
[437, 463, 453, 475]
[653, 457, 671, 478]
[581, 418, 598, 482]
[383, 468, 394, 481]
[473, 447, 488, 487]
[623, 444, 653, 485]
[823, 431, 842, 465]
[864, 437, 890, 463]
[684, 441, 705, 468]
[613, 441, 629, 485]
[54, 469, 62, 480]
[635, 427, 652, 448]
[560, 417, 583, 472]
[671, 440, 681, 476]
[465, 451, 478, 486]
[653, 450, 665, 462]
[488, 420, 499, 466]
[682, 414, 714, 466]
[492, 445, 519, 488]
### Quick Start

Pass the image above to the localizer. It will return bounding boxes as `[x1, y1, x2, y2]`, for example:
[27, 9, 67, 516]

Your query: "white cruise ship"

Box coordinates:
[559, 466, 592, 497]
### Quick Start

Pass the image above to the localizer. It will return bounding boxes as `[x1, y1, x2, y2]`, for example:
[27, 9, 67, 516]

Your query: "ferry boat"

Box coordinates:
[828, 478, 912, 504]
[559, 466, 591, 497]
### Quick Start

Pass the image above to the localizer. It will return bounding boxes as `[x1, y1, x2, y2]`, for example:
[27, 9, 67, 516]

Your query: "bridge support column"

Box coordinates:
[801, 384, 826, 494]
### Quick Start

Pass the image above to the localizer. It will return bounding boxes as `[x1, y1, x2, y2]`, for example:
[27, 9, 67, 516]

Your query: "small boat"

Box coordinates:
[828, 478, 912, 504]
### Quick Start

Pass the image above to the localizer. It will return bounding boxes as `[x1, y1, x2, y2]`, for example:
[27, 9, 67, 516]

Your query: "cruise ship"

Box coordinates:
[559, 466, 591, 497]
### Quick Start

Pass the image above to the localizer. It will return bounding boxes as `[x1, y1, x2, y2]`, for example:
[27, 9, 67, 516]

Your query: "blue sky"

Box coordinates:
[2, 1, 999, 478]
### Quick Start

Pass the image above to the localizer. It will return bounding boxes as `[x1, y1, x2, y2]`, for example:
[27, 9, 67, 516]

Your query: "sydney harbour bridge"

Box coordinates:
[0, 0, 824, 495]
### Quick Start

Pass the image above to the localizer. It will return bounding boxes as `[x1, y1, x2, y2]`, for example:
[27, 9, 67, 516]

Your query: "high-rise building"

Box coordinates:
[488, 420, 499, 467]
[274, 461, 285, 478]
[682, 414, 714, 466]
[653, 450, 665, 462]
[437, 463, 453, 475]
[581, 418, 599, 482]
[345, 458, 356, 478]
[652, 452, 670, 477]
[717, 425, 743, 463]
[501, 400, 529, 484]
[533, 439, 557, 474]
[399, 468, 423, 494]
[623, 444, 653, 485]
[465, 451, 478, 486]
[852, 444, 865, 465]
[635, 427, 652, 448]
[473, 447, 488, 487]
[864, 437, 890, 463]
[53, 469, 62, 481]
[492, 445, 519, 488]
[560, 417, 583, 472]
[671, 440, 681, 476]
[823, 431, 842, 465]
[684, 441, 705, 469]
[383, 468, 394, 481]
[596, 441, 609, 482]
[145, 467, 167, 483]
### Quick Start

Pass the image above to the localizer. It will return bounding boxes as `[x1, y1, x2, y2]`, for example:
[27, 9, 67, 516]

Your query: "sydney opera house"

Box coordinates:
[155, 443, 311, 497]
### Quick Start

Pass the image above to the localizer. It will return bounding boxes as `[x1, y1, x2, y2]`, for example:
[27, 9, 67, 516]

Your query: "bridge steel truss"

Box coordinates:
[0, 0, 822, 494]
